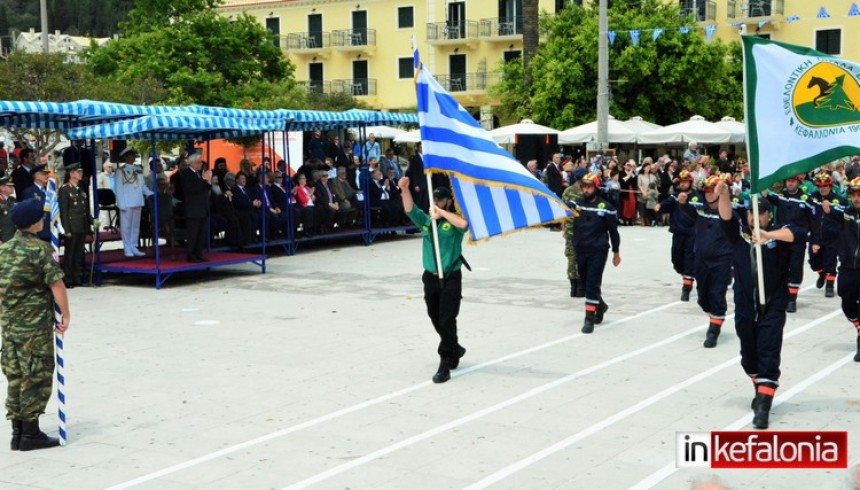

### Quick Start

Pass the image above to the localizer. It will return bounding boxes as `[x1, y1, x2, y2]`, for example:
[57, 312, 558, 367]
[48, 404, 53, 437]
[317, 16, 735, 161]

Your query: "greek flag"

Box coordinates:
[45, 178, 64, 255]
[414, 47, 571, 242]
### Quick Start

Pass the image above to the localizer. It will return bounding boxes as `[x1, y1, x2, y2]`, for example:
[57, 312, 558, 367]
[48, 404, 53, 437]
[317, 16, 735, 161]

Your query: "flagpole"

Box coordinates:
[751, 197, 766, 306]
[426, 173, 444, 282]
[46, 177, 67, 446]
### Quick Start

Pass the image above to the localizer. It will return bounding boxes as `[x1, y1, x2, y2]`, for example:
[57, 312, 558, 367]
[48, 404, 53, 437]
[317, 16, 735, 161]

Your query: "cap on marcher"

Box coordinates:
[848, 177, 860, 193]
[677, 170, 694, 183]
[750, 197, 772, 213]
[813, 172, 833, 187]
[11, 198, 45, 229]
[64, 162, 82, 172]
[120, 147, 137, 158]
[30, 164, 48, 174]
[433, 187, 452, 200]
[581, 172, 601, 189]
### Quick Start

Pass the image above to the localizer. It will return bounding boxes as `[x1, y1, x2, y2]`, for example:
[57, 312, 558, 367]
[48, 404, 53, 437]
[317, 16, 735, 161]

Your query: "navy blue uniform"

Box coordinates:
[571, 195, 620, 309]
[657, 191, 699, 284]
[765, 190, 812, 294]
[808, 191, 845, 286]
[689, 197, 736, 329]
[826, 203, 860, 323]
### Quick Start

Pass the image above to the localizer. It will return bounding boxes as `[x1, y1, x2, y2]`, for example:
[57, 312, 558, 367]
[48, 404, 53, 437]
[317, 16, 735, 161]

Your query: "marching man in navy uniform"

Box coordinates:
[715, 180, 798, 429]
[655, 170, 699, 301]
[808, 172, 844, 298]
[761, 174, 812, 311]
[821, 176, 860, 363]
[569, 172, 621, 334]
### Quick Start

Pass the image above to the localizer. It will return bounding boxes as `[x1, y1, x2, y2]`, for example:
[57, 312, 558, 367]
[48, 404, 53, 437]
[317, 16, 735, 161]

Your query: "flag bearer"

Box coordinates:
[808, 172, 844, 298]
[821, 176, 860, 363]
[762, 175, 813, 311]
[655, 170, 699, 301]
[717, 182, 798, 430]
[569, 173, 621, 334]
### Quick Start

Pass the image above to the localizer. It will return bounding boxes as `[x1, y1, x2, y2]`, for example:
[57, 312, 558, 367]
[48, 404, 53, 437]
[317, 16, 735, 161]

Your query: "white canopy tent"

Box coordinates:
[715, 116, 746, 144]
[393, 128, 421, 143]
[558, 116, 638, 144]
[637, 115, 734, 144]
[348, 125, 408, 139]
[624, 116, 662, 133]
[488, 118, 560, 144]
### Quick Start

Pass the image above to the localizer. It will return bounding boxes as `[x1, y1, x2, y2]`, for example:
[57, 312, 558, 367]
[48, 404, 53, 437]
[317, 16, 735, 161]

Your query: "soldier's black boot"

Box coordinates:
[450, 346, 467, 369]
[855, 331, 860, 363]
[582, 308, 596, 334]
[752, 388, 775, 430]
[594, 299, 609, 325]
[816, 271, 826, 289]
[569, 279, 577, 298]
[680, 278, 693, 302]
[10, 420, 22, 451]
[786, 295, 797, 313]
[432, 357, 451, 384]
[825, 277, 835, 298]
[18, 419, 59, 451]
[748, 375, 758, 410]
[703, 317, 723, 348]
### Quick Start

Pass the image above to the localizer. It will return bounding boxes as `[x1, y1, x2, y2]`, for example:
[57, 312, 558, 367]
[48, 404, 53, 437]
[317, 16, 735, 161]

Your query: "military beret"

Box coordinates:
[433, 187, 452, 200]
[64, 162, 82, 172]
[11, 198, 45, 229]
[30, 164, 48, 174]
[572, 167, 589, 181]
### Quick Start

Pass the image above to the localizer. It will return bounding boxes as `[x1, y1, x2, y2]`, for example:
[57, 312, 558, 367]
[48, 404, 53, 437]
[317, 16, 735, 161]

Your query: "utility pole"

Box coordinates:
[40, 0, 49, 53]
[596, 0, 609, 151]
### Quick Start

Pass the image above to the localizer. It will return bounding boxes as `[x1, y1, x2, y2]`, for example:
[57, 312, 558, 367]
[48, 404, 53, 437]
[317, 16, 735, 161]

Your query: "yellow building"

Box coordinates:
[218, 0, 860, 120]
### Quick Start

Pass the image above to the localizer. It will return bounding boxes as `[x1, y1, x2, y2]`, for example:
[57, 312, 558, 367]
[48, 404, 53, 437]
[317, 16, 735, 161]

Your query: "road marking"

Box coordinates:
[107, 299, 683, 489]
[463, 308, 842, 490]
[630, 350, 856, 490]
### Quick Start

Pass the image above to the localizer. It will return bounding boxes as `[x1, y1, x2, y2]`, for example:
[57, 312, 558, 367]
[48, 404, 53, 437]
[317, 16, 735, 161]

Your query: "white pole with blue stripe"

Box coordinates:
[46, 177, 67, 446]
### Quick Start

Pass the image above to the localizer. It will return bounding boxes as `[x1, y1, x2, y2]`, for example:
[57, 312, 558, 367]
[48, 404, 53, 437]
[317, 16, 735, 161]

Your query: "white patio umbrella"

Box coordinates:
[637, 115, 734, 144]
[624, 116, 662, 133]
[715, 116, 746, 144]
[348, 125, 408, 139]
[558, 116, 638, 144]
[488, 118, 560, 144]
[393, 128, 421, 144]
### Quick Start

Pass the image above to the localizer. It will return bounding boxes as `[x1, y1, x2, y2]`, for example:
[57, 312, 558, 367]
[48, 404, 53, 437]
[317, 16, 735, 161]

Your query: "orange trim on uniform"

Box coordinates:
[826, 274, 837, 281]
[787, 287, 799, 295]
[682, 279, 694, 286]
[709, 318, 724, 327]
[585, 304, 598, 312]
[757, 385, 776, 396]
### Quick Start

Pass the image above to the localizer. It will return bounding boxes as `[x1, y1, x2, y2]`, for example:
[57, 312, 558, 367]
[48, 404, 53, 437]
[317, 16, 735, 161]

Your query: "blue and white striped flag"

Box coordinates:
[413, 47, 572, 242]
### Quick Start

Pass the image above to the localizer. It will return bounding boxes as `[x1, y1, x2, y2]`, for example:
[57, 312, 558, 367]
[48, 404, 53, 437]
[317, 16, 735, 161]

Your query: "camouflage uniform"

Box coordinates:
[563, 182, 584, 296]
[0, 195, 15, 243]
[0, 230, 64, 422]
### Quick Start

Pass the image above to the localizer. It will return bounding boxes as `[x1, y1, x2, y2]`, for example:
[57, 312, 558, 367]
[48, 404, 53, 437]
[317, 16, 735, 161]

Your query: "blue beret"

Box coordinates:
[573, 167, 589, 181]
[11, 198, 46, 229]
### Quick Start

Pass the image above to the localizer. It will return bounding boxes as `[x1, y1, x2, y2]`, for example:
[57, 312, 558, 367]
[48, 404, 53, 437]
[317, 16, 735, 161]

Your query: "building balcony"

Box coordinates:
[479, 17, 523, 41]
[680, 0, 716, 22]
[301, 81, 332, 94]
[426, 21, 479, 46]
[728, 0, 784, 20]
[331, 78, 377, 97]
[285, 32, 331, 56]
[331, 29, 376, 55]
[435, 72, 498, 93]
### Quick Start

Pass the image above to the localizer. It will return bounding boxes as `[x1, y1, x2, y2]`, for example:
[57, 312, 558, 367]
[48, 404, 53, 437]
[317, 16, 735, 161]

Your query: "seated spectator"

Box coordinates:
[260, 171, 289, 239]
[314, 171, 338, 234]
[331, 166, 359, 228]
[213, 157, 228, 187]
[386, 167, 405, 225]
[268, 171, 301, 238]
[210, 174, 244, 247]
[231, 172, 262, 243]
[293, 173, 317, 237]
[369, 168, 397, 227]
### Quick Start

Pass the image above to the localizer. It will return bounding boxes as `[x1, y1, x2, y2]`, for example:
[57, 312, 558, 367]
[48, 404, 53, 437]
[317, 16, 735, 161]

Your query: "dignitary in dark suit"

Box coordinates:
[12, 148, 36, 198]
[405, 142, 429, 212]
[544, 153, 565, 198]
[21, 164, 51, 242]
[232, 172, 262, 243]
[62, 140, 93, 193]
[314, 172, 338, 234]
[180, 153, 212, 262]
[58, 163, 92, 287]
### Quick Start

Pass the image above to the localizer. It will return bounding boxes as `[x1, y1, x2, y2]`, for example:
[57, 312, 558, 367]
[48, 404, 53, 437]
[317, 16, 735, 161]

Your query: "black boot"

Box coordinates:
[825, 279, 835, 298]
[786, 294, 797, 313]
[450, 346, 467, 369]
[574, 279, 586, 298]
[569, 279, 577, 298]
[18, 419, 59, 451]
[855, 336, 860, 363]
[594, 299, 608, 325]
[432, 357, 451, 384]
[10, 420, 22, 451]
[582, 309, 596, 334]
[752, 392, 774, 430]
[703, 320, 722, 348]
[680, 286, 691, 302]
[816, 272, 826, 289]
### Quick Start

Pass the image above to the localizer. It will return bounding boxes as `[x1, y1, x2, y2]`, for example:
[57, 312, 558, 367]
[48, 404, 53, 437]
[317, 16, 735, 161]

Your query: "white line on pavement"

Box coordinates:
[463, 308, 843, 490]
[107, 299, 684, 489]
[630, 351, 856, 490]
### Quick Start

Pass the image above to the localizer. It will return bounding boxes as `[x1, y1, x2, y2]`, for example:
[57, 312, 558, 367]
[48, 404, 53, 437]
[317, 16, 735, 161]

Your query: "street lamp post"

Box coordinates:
[40, 0, 49, 53]
[596, 0, 609, 152]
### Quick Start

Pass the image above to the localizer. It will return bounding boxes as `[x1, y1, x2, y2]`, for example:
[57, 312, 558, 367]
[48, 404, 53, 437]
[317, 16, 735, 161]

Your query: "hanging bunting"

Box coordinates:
[730, 21, 744, 27]
[652, 28, 663, 42]
[608, 31, 617, 45]
[757, 20, 770, 28]
[817, 7, 831, 18]
[705, 25, 717, 43]
[629, 30, 640, 46]
[849, 2, 860, 16]
[786, 15, 800, 23]
[679, 27, 691, 35]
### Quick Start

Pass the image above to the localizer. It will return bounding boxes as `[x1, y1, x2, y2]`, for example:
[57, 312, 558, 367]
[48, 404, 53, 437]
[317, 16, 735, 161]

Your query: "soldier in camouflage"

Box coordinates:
[563, 168, 588, 297]
[1, 198, 70, 452]
[0, 174, 15, 243]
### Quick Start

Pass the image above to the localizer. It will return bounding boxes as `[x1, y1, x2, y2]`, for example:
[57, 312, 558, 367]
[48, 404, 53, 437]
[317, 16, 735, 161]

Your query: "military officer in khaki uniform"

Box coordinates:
[0, 174, 15, 243]
[58, 163, 93, 287]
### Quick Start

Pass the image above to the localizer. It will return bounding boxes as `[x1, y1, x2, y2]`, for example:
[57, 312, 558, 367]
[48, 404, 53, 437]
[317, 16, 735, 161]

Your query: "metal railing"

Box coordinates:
[331, 78, 377, 96]
[479, 17, 523, 37]
[331, 28, 376, 47]
[285, 31, 330, 50]
[426, 20, 479, 41]
[301, 81, 332, 94]
[680, 0, 716, 21]
[729, 0, 784, 18]
[434, 72, 498, 93]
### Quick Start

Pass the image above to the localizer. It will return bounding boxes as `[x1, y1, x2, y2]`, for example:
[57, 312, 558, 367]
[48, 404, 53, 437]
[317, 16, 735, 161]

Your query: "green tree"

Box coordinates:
[817, 75, 857, 111]
[86, 0, 295, 107]
[494, 0, 743, 128]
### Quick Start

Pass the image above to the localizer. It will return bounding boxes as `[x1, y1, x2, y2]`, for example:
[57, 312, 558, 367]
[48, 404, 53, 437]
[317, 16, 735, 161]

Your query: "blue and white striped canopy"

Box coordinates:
[344, 108, 418, 125]
[0, 100, 84, 129]
[184, 104, 292, 121]
[285, 110, 365, 131]
[74, 99, 182, 124]
[65, 112, 285, 141]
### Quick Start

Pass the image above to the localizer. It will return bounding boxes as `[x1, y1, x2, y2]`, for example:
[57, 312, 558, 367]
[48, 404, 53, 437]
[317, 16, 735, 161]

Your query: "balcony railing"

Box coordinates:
[479, 17, 523, 38]
[331, 28, 376, 48]
[301, 81, 332, 94]
[331, 78, 377, 96]
[285, 31, 330, 50]
[434, 72, 498, 93]
[426, 20, 479, 42]
[729, 0, 784, 18]
[680, 0, 716, 22]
